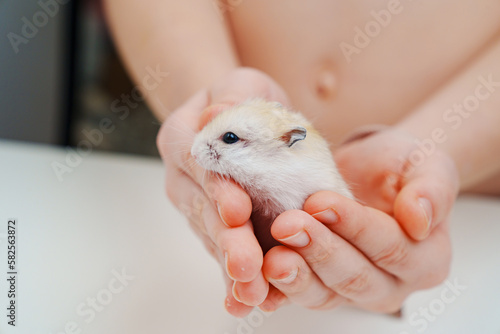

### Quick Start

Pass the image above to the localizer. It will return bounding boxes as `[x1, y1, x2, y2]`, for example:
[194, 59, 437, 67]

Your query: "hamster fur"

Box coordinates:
[191, 98, 352, 230]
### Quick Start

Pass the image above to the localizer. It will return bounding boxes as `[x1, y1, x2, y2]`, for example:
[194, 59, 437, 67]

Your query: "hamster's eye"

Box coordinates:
[222, 132, 239, 144]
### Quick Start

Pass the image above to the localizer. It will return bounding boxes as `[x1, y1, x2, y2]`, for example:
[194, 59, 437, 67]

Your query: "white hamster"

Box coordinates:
[191, 98, 352, 248]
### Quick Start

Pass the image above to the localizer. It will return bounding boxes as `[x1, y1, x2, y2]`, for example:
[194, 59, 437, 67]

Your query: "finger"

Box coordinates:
[271, 210, 397, 305]
[222, 270, 254, 317]
[394, 151, 459, 240]
[166, 165, 262, 283]
[167, 171, 257, 316]
[304, 191, 452, 286]
[202, 199, 263, 283]
[215, 233, 257, 318]
[263, 246, 345, 310]
[333, 131, 411, 214]
[157, 89, 209, 161]
[199, 103, 235, 130]
[198, 68, 291, 129]
[158, 90, 252, 227]
[233, 271, 269, 306]
[258, 285, 289, 313]
[200, 176, 252, 228]
[225, 289, 254, 318]
[165, 162, 207, 233]
[210, 68, 290, 108]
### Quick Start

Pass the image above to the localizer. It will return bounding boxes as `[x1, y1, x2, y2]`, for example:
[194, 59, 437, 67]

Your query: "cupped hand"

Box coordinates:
[259, 128, 459, 313]
[156, 68, 290, 317]
[334, 127, 459, 241]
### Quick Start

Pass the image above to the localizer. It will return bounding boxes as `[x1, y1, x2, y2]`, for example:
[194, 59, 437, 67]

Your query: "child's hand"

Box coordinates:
[335, 128, 459, 241]
[157, 68, 290, 317]
[259, 128, 459, 312]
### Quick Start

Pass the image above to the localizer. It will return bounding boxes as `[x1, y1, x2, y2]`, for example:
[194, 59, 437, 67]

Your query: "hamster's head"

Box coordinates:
[190, 99, 308, 179]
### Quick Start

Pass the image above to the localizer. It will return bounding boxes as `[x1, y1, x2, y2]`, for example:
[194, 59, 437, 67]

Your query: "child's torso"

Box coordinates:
[228, 0, 500, 143]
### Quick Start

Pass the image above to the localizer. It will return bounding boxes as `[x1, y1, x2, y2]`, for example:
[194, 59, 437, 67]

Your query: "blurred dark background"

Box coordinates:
[0, 0, 160, 156]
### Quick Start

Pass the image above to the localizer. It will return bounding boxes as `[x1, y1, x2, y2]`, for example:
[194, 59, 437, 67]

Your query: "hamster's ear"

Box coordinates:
[273, 102, 284, 109]
[280, 126, 307, 147]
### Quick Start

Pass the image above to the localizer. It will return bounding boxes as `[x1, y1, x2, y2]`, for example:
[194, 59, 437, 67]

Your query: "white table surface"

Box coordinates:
[0, 140, 499, 334]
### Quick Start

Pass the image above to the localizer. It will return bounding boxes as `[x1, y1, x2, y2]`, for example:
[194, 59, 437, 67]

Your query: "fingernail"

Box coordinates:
[217, 202, 230, 227]
[269, 268, 298, 285]
[225, 252, 236, 280]
[312, 208, 339, 224]
[277, 230, 311, 248]
[418, 197, 433, 238]
[232, 281, 242, 303]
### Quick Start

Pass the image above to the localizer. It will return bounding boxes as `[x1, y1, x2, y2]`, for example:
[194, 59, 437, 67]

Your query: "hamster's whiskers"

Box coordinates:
[200, 169, 208, 190]
[164, 145, 191, 160]
[160, 139, 193, 146]
[178, 154, 200, 174]
[164, 115, 196, 137]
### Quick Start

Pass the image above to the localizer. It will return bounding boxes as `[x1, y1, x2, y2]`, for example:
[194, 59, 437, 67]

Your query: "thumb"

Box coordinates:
[198, 103, 235, 130]
[394, 151, 459, 240]
[199, 67, 289, 129]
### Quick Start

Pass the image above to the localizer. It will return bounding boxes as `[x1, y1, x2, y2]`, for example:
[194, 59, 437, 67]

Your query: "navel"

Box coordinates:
[313, 59, 338, 100]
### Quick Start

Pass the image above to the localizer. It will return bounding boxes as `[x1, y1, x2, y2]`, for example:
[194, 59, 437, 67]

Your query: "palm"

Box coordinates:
[333, 128, 459, 240]
[333, 130, 411, 213]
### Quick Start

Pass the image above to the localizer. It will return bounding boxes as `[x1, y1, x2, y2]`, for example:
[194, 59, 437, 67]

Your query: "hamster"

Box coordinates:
[191, 98, 352, 250]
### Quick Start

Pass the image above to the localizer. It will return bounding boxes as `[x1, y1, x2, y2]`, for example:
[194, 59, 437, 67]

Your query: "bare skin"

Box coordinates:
[228, 0, 500, 143]
[104, 0, 500, 317]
